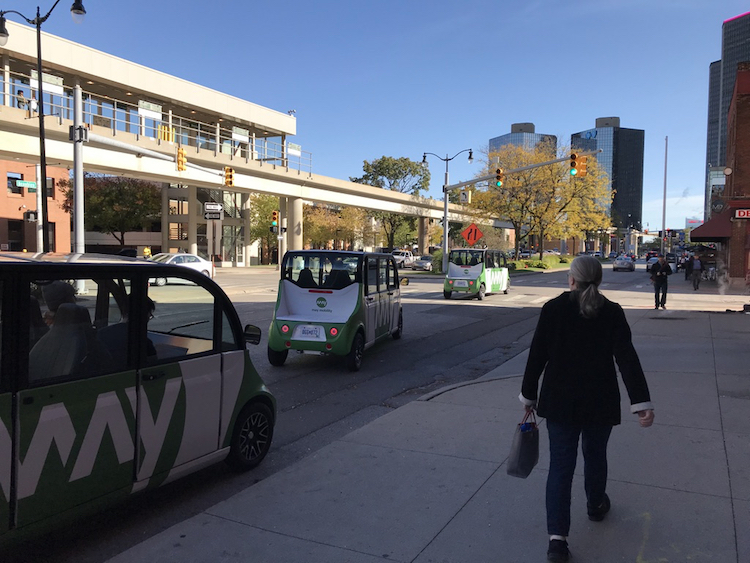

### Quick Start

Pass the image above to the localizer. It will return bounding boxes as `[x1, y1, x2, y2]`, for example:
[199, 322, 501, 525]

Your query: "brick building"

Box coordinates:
[692, 61, 750, 285]
[1, 158, 70, 253]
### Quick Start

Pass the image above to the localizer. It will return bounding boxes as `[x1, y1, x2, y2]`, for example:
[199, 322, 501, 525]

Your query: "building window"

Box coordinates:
[7, 172, 23, 195]
[46, 178, 55, 199]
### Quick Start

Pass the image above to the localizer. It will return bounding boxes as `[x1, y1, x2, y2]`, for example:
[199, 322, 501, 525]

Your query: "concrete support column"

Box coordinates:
[161, 186, 170, 252]
[287, 197, 304, 251]
[2, 53, 9, 107]
[188, 184, 197, 254]
[242, 193, 252, 266]
[417, 217, 429, 255]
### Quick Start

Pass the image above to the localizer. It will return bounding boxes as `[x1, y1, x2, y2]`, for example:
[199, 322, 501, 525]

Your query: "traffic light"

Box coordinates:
[272, 210, 278, 226]
[577, 156, 588, 178]
[570, 153, 579, 176]
[176, 147, 187, 171]
[224, 166, 234, 187]
[495, 168, 504, 187]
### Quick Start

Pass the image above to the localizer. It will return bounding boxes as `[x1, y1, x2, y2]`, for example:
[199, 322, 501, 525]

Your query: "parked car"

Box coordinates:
[645, 256, 660, 272]
[608, 252, 618, 260]
[613, 255, 636, 272]
[149, 252, 214, 285]
[412, 255, 434, 271]
[0, 252, 274, 538]
[391, 250, 415, 268]
[519, 250, 531, 259]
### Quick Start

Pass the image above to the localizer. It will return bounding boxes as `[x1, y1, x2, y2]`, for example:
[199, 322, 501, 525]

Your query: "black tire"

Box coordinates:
[347, 331, 364, 372]
[267, 346, 288, 367]
[477, 283, 486, 301]
[443, 290, 452, 300]
[226, 402, 274, 471]
[392, 310, 403, 340]
[155, 277, 167, 287]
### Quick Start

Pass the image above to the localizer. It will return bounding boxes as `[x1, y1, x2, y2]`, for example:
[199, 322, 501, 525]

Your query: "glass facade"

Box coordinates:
[572, 126, 644, 230]
[489, 132, 557, 153]
[706, 12, 750, 171]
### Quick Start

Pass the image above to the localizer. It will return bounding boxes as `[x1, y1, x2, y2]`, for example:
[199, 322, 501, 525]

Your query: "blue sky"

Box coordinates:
[27, 0, 748, 231]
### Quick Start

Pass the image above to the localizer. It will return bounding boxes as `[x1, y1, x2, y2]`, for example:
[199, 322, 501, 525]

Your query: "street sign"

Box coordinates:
[462, 223, 483, 246]
[459, 190, 471, 204]
[17, 180, 36, 191]
[204, 202, 223, 212]
[204, 212, 222, 220]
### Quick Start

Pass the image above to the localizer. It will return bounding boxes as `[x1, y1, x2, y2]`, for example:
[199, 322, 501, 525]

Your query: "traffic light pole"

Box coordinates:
[441, 150, 603, 252]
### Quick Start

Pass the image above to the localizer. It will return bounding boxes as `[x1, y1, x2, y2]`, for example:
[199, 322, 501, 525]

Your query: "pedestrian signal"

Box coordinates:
[577, 156, 588, 178]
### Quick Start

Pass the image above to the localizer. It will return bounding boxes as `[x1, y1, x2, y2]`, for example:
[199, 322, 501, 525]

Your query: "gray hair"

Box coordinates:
[569, 255, 604, 318]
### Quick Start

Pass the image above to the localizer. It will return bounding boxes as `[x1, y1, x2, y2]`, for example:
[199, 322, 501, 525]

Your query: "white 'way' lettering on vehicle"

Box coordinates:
[18, 404, 76, 499]
[136, 377, 181, 482]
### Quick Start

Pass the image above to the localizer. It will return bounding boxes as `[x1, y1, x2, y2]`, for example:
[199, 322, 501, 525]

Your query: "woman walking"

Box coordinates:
[519, 255, 655, 562]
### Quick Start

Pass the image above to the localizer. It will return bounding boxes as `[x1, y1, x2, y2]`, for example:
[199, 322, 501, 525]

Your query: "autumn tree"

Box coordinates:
[350, 156, 429, 250]
[246, 193, 280, 264]
[59, 174, 161, 247]
[473, 142, 611, 259]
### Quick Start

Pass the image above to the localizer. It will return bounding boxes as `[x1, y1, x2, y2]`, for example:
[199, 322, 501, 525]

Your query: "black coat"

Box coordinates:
[650, 261, 672, 285]
[521, 292, 651, 426]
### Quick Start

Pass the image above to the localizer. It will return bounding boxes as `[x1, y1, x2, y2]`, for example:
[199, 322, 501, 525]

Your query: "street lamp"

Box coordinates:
[0, 0, 87, 252]
[422, 149, 473, 273]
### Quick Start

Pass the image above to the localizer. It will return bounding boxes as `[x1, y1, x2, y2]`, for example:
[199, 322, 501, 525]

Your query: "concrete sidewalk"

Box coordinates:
[108, 309, 750, 563]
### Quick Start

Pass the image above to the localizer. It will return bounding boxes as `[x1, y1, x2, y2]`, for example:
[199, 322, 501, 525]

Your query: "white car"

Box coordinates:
[149, 252, 215, 285]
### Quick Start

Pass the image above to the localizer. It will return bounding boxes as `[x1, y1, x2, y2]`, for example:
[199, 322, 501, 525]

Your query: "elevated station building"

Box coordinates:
[1, 21, 468, 263]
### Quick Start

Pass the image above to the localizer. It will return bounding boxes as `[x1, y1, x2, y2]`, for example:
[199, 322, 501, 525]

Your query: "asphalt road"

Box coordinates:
[3, 262, 745, 562]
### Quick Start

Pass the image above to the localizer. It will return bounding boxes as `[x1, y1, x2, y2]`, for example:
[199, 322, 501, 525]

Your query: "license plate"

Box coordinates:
[454, 280, 468, 288]
[293, 324, 326, 341]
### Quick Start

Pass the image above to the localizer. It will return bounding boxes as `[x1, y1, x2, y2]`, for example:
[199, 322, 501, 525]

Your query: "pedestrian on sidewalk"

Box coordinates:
[691, 255, 704, 291]
[650, 254, 672, 309]
[685, 255, 694, 281]
[519, 255, 655, 562]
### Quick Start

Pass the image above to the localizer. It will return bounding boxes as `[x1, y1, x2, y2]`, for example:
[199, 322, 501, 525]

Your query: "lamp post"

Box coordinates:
[0, 0, 86, 252]
[422, 149, 473, 273]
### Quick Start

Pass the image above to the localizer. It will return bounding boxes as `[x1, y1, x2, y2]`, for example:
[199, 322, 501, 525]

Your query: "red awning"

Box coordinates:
[690, 210, 732, 241]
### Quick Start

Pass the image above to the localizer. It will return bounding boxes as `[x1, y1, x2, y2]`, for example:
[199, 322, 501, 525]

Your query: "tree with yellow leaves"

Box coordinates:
[472, 141, 611, 259]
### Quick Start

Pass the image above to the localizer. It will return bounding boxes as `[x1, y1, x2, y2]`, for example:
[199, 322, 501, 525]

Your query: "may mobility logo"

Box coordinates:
[313, 296, 332, 313]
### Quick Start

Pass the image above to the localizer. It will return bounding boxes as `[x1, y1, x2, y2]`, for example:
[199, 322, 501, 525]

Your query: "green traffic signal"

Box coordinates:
[495, 168, 504, 187]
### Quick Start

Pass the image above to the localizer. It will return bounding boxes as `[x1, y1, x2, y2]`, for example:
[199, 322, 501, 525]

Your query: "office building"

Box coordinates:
[705, 11, 750, 218]
[571, 117, 645, 231]
[489, 123, 556, 153]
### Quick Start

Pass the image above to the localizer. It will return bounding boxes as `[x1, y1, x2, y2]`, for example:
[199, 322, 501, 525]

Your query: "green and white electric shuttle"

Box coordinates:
[0, 254, 275, 538]
[443, 248, 510, 300]
[267, 250, 405, 371]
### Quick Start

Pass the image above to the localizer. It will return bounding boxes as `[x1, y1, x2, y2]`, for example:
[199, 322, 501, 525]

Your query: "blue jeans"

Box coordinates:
[546, 420, 613, 536]
[654, 283, 667, 307]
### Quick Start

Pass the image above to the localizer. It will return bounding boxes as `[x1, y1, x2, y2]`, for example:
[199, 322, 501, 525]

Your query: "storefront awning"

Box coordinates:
[689, 210, 732, 242]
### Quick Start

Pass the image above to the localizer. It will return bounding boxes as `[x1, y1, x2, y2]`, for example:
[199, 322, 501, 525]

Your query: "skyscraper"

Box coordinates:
[571, 117, 645, 230]
[705, 11, 750, 217]
[489, 123, 556, 153]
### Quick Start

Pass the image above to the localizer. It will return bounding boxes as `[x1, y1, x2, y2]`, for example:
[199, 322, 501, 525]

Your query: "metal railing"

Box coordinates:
[2, 69, 313, 174]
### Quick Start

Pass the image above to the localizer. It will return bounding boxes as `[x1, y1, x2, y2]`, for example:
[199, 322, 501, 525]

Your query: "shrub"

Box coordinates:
[531, 260, 550, 269]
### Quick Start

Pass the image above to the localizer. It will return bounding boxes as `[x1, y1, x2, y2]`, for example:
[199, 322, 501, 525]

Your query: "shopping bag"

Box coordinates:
[506, 410, 539, 478]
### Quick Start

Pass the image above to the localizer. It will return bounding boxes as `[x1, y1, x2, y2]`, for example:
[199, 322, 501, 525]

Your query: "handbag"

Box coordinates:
[506, 410, 539, 478]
